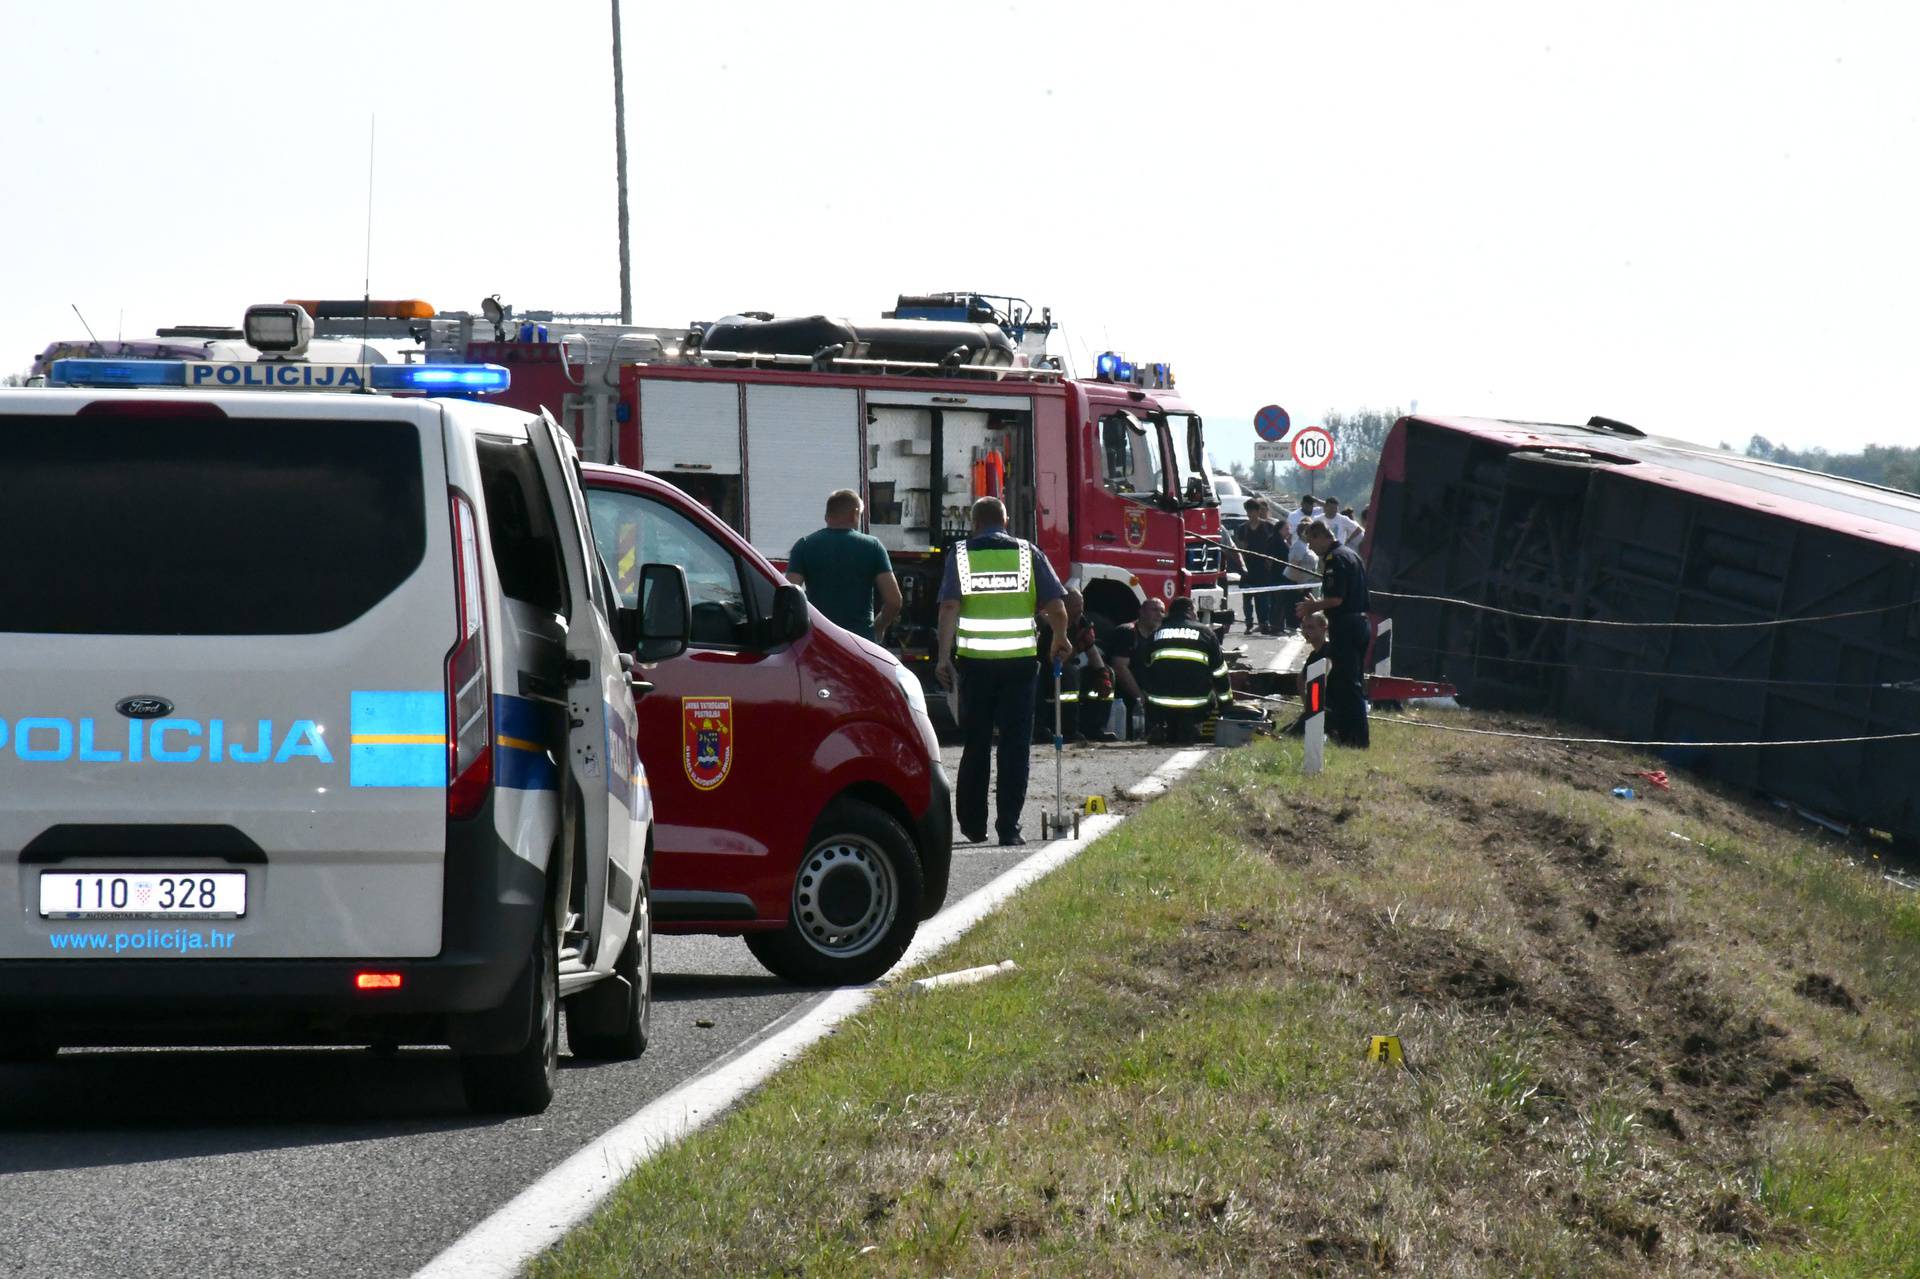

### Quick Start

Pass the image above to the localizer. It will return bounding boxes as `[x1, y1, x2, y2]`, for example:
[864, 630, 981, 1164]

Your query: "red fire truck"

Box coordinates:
[400, 292, 1227, 663]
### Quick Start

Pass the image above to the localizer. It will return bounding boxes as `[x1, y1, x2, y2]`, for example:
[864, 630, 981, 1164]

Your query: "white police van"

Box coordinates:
[0, 304, 689, 1115]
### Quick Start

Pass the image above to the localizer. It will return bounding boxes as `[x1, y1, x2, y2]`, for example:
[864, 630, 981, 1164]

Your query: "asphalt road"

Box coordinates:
[0, 734, 1210, 1279]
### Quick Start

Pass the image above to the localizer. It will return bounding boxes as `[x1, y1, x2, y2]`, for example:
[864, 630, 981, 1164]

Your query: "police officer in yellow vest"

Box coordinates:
[1141, 596, 1231, 744]
[936, 497, 1071, 846]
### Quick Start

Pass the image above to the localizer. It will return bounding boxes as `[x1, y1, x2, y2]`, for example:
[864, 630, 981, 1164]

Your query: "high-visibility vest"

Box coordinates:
[1143, 624, 1218, 711]
[954, 541, 1038, 659]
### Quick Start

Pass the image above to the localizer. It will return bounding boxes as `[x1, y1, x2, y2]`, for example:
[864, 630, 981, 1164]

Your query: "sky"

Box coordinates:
[3, 1, 1916, 468]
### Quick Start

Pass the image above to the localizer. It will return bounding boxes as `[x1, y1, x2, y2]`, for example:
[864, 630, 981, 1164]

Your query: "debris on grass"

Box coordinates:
[908, 960, 1018, 992]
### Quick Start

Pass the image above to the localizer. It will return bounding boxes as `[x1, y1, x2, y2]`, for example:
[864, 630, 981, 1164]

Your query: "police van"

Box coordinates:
[0, 304, 690, 1115]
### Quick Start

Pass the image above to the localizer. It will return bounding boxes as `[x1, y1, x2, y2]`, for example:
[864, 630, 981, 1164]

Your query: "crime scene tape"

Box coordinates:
[1391, 642, 1920, 692]
[1372, 717, 1920, 748]
[1363, 591, 1915, 630]
[1198, 536, 1915, 631]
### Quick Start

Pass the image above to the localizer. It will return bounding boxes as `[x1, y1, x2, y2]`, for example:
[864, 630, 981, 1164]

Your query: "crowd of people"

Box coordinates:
[1220, 493, 1365, 638]
[784, 487, 1372, 847]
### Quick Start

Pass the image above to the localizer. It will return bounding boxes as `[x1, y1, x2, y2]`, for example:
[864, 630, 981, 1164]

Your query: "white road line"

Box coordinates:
[412, 751, 1212, 1279]
[1265, 633, 1309, 674]
[1118, 747, 1211, 801]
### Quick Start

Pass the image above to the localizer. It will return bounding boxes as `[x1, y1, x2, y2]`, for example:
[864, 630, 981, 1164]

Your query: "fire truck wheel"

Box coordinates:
[461, 909, 560, 1115]
[747, 799, 923, 986]
[565, 859, 653, 1061]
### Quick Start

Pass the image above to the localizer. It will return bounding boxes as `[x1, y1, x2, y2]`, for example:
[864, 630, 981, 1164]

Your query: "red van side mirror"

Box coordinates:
[770, 583, 811, 646]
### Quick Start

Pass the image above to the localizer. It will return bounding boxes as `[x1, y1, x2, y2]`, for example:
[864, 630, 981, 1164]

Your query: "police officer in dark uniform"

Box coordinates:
[1140, 597, 1230, 744]
[936, 497, 1072, 845]
[1294, 518, 1370, 747]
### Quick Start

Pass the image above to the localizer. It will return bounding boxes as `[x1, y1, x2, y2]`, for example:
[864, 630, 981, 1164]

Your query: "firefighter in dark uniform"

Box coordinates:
[1035, 589, 1109, 743]
[1294, 518, 1371, 747]
[1140, 597, 1230, 744]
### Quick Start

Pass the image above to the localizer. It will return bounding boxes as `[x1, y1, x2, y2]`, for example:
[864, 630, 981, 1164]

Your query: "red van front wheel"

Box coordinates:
[747, 799, 923, 986]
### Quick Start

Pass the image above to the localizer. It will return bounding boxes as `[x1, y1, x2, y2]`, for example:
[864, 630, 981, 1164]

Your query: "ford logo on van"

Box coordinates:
[116, 696, 174, 720]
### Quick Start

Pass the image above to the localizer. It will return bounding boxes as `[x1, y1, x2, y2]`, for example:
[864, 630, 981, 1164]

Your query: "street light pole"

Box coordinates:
[611, 0, 633, 324]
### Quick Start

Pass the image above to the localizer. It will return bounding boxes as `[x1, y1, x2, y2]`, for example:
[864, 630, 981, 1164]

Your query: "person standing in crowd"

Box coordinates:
[1103, 596, 1163, 741]
[1340, 503, 1366, 547]
[785, 489, 902, 643]
[936, 497, 1071, 846]
[1284, 511, 1321, 604]
[1287, 494, 1316, 536]
[1140, 597, 1229, 744]
[1220, 521, 1250, 635]
[1237, 497, 1289, 635]
[1321, 497, 1361, 549]
[1274, 519, 1299, 633]
[1294, 519, 1371, 748]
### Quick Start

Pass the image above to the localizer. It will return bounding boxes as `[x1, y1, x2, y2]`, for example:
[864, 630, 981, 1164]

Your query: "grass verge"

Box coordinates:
[534, 714, 1920, 1277]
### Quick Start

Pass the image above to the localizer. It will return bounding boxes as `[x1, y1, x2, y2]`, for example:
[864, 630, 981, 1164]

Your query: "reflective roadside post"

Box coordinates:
[1303, 655, 1328, 776]
[1372, 617, 1392, 679]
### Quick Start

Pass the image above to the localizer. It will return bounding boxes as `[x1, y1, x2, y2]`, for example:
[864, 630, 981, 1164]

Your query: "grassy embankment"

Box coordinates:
[536, 714, 1920, 1277]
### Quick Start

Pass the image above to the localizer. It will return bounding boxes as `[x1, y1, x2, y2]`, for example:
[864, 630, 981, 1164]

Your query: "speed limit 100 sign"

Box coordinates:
[1291, 426, 1334, 470]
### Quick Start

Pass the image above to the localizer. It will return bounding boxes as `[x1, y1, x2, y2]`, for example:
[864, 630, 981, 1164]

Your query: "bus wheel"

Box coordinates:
[746, 800, 922, 986]
[461, 909, 559, 1115]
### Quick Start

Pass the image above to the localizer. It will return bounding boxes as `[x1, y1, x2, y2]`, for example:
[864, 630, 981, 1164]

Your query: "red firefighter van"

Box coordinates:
[578, 463, 952, 985]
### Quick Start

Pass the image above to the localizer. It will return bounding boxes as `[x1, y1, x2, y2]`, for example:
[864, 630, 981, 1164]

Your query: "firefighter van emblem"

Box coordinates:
[682, 696, 734, 790]
[1124, 508, 1147, 548]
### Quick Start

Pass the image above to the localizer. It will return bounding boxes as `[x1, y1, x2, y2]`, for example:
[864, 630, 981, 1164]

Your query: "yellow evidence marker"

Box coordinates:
[1366, 1035, 1404, 1066]
[1082, 795, 1109, 816]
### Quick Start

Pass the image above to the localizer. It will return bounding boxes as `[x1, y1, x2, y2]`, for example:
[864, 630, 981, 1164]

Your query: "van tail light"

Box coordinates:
[446, 492, 493, 819]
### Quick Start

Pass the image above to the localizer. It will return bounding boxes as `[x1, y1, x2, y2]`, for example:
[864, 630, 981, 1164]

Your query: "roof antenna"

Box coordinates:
[71, 303, 102, 354]
[361, 114, 377, 363]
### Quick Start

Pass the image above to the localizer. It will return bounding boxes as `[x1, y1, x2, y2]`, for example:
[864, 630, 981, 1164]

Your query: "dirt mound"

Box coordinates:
[1379, 925, 1527, 1011]
[1794, 972, 1861, 1013]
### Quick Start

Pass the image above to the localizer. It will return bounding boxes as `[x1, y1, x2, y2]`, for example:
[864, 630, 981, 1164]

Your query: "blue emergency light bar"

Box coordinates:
[46, 359, 189, 388]
[1093, 351, 1175, 390]
[46, 358, 511, 396]
[385, 365, 511, 392]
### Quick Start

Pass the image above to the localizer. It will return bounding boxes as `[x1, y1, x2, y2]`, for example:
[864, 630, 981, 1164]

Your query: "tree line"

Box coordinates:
[1734, 435, 1920, 494]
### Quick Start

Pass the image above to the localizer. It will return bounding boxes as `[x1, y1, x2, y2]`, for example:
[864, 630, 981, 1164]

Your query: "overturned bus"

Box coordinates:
[1365, 413, 1920, 847]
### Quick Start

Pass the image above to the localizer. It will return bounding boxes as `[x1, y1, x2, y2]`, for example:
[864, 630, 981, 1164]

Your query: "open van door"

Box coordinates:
[524, 412, 641, 967]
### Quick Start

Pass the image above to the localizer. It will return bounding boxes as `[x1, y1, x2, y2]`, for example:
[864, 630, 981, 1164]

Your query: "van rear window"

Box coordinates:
[0, 413, 427, 635]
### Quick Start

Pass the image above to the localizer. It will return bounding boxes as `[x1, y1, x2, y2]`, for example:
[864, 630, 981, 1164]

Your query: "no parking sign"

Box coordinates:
[1253, 404, 1292, 462]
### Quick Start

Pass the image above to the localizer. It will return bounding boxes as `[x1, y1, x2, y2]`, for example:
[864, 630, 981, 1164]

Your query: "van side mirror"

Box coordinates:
[771, 582, 812, 645]
[636, 563, 691, 663]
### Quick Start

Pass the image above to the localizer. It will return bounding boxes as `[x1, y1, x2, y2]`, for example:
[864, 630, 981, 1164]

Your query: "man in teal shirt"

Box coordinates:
[786, 489, 903, 642]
